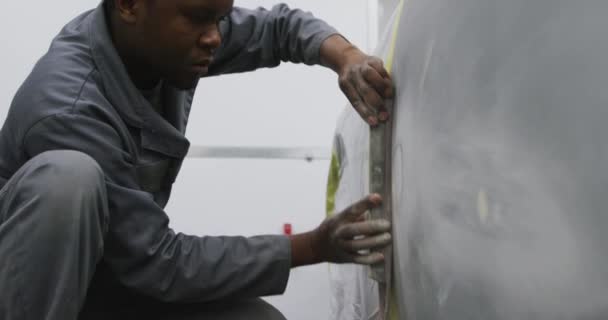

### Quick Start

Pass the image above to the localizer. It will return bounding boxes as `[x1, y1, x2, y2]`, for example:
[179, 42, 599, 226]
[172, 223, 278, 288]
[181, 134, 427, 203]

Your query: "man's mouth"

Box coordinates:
[191, 64, 209, 73]
[191, 59, 212, 74]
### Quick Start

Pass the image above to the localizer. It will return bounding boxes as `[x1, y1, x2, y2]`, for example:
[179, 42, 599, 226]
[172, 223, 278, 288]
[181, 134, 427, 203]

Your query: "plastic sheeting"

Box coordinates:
[329, 0, 608, 319]
[328, 105, 377, 319]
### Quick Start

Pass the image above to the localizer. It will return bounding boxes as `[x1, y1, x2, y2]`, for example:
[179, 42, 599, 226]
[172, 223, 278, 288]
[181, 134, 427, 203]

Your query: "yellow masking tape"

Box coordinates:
[325, 151, 341, 218]
[385, 0, 406, 75]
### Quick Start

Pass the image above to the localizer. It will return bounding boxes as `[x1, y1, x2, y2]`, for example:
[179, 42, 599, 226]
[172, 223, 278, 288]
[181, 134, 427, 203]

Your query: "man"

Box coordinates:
[0, 0, 394, 319]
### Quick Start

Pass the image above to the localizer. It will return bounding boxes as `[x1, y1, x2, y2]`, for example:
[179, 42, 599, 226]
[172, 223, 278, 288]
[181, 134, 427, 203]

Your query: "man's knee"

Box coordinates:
[186, 299, 287, 320]
[14, 150, 107, 224]
[242, 299, 286, 320]
[28, 150, 105, 196]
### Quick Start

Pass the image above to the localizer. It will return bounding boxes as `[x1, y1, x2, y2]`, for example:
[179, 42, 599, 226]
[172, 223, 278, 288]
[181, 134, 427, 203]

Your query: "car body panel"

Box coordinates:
[329, 1, 608, 319]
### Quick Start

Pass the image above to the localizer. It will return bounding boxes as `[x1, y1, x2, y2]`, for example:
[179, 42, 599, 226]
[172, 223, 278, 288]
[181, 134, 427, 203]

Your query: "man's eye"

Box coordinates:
[187, 12, 214, 24]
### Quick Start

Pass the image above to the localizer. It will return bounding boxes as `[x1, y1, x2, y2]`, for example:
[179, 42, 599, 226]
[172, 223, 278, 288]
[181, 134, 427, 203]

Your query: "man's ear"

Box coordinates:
[115, 0, 143, 24]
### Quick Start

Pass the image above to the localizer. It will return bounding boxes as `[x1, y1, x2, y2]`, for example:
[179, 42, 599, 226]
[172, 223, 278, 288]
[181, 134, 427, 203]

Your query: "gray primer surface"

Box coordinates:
[331, 0, 608, 319]
[391, 0, 608, 319]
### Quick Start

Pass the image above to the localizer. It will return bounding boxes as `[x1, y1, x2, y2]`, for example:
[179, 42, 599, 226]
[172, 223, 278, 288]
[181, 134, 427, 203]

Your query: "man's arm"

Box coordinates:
[208, 4, 395, 126]
[23, 112, 291, 303]
[208, 4, 338, 75]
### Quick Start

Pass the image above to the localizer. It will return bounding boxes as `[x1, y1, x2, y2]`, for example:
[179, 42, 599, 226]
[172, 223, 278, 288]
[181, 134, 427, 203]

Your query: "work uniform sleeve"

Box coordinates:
[22, 112, 291, 303]
[208, 4, 339, 75]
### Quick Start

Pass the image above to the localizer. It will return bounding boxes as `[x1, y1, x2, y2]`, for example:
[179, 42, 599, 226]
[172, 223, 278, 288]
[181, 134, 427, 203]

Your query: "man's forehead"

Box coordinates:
[171, 0, 234, 12]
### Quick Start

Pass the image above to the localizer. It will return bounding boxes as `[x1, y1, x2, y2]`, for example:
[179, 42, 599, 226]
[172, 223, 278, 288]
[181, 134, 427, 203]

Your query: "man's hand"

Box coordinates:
[313, 194, 392, 265]
[290, 194, 392, 267]
[320, 35, 394, 126]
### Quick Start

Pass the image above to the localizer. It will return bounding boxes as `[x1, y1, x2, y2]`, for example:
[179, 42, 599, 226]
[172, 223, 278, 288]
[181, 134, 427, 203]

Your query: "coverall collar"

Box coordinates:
[88, 4, 191, 159]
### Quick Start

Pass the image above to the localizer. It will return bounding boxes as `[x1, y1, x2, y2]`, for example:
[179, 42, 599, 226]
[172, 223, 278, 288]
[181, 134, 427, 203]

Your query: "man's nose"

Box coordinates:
[198, 26, 222, 51]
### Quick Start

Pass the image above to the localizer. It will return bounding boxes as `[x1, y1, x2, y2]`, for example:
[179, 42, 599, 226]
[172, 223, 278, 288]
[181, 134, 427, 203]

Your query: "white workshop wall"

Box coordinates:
[0, 1, 97, 121]
[0, 1, 374, 319]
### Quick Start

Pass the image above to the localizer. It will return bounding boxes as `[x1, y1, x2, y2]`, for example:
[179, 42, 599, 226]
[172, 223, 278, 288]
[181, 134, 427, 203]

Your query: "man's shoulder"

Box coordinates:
[0, 10, 108, 175]
[8, 10, 107, 128]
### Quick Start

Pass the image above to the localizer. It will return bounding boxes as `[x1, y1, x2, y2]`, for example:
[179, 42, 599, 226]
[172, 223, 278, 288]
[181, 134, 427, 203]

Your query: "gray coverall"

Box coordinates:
[0, 3, 337, 319]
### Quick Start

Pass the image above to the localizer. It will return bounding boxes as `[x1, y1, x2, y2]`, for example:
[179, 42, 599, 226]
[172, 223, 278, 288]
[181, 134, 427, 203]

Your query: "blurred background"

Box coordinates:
[0, 1, 392, 318]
